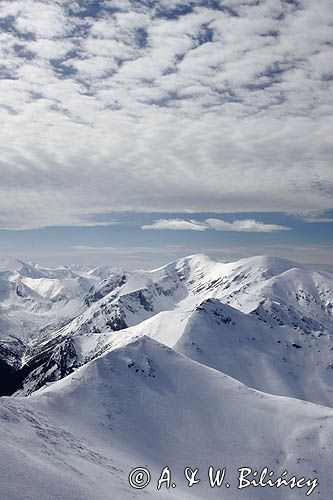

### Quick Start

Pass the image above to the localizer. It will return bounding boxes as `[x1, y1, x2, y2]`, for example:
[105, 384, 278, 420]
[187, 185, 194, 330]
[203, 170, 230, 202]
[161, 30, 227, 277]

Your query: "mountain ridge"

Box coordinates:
[1, 333, 333, 499]
[0, 254, 332, 401]
[1, 253, 333, 499]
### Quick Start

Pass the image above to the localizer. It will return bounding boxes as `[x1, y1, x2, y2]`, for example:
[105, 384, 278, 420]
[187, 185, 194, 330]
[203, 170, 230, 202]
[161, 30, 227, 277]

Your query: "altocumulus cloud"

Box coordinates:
[0, 0, 332, 229]
[142, 218, 291, 232]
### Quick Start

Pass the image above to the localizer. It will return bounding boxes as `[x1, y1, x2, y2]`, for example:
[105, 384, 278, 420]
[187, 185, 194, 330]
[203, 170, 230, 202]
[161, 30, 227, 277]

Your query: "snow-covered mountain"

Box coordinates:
[0, 258, 113, 346]
[3, 254, 330, 405]
[1, 335, 333, 500]
[1, 254, 333, 499]
[0, 258, 115, 395]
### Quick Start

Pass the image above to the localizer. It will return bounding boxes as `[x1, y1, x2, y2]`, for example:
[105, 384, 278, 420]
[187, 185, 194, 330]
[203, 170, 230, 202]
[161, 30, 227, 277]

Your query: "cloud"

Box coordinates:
[303, 218, 333, 223]
[142, 219, 208, 231]
[0, 0, 332, 228]
[289, 209, 333, 223]
[142, 218, 291, 232]
[298, 210, 333, 223]
[205, 218, 291, 232]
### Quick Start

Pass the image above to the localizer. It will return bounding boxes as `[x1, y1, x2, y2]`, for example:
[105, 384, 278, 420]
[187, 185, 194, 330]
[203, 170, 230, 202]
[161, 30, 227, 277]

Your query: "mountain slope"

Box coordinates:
[1, 335, 332, 500]
[1, 255, 333, 499]
[174, 298, 333, 406]
[11, 255, 333, 407]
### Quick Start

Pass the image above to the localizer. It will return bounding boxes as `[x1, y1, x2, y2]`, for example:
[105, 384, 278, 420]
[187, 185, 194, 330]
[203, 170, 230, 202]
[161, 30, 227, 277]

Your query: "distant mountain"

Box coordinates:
[0, 260, 115, 394]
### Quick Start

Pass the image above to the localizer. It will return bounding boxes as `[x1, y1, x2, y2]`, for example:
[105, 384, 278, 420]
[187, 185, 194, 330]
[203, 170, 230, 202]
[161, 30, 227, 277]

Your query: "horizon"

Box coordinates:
[1, 249, 332, 274]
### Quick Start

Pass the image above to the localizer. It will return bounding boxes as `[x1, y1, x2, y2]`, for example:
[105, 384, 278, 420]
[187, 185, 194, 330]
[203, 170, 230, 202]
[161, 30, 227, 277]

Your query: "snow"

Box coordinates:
[0, 258, 27, 273]
[1, 336, 333, 499]
[0, 261, 115, 349]
[0, 254, 333, 499]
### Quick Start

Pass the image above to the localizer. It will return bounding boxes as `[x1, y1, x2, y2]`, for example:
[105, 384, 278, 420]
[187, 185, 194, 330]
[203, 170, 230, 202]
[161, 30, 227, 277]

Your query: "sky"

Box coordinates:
[0, 0, 332, 270]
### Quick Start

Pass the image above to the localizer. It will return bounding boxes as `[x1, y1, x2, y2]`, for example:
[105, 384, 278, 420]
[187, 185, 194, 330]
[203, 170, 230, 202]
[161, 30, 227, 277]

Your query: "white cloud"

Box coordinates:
[142, 218, 291, 232]
[205, 218, 291, 232]
[13, 1, 71, 38]
[0, 0, 332, 228]
[142, 219, 208, 231]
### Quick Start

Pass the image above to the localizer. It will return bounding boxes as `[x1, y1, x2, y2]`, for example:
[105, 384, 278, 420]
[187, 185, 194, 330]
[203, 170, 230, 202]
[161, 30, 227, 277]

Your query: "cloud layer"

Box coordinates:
[0, 0, 332, 228]
[142, 218, 291, 231]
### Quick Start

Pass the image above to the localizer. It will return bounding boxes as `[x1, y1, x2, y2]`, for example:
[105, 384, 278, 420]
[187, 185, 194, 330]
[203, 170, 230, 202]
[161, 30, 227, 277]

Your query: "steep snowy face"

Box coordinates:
[180, 255, 333, 335]
[250, 268, 333, 331]
[173, 298, 333, 406]
[1, 336, 333, 500]
[56, 258, 191, 337]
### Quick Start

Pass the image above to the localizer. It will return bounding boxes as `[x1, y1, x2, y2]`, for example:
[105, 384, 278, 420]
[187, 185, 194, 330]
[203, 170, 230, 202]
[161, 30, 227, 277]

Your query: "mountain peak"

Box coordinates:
[233, 254, 301, 273]
[0, 258, 27, 273]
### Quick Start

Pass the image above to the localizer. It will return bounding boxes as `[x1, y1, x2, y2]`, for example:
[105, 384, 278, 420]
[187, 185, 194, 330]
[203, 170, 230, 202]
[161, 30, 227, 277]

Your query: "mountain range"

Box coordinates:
[0, 254, 332, 499]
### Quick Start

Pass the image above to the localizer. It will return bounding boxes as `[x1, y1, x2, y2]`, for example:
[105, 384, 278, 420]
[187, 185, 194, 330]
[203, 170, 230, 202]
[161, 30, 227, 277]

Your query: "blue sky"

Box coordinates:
[1, 211, 332, 270]
[0, 0, 332, 269]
